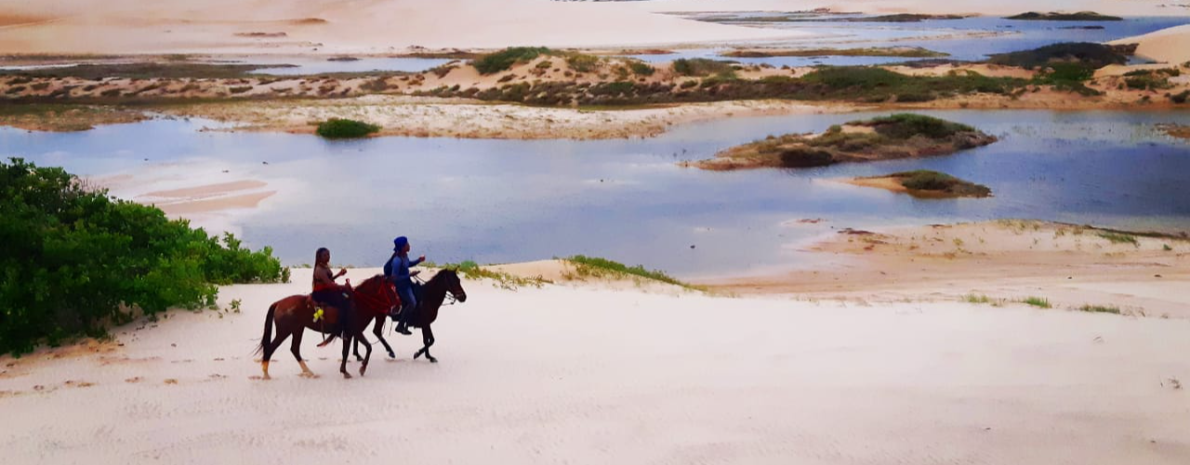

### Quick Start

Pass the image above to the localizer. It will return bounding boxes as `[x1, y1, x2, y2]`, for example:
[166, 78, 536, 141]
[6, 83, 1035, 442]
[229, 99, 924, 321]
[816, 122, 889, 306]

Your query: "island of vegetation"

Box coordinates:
[844, 170, 993, 198]
[721, 47, 948, 58]
[693, 114, 997, 171]
[848, 14, 970, 23]
[1006, 11, 1123, 21]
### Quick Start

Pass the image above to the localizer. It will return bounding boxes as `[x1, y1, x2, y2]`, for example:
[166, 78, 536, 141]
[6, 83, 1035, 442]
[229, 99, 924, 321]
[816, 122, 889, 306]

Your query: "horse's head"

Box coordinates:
[441, 268, 468, 303]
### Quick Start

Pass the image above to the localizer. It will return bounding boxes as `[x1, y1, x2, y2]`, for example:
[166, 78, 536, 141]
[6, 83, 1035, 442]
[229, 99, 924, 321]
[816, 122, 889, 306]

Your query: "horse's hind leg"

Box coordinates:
[290, 329, 316, 378]
[262, 326, 293, 380]
[340, 333, 353, 379]
[353, 335, 364, 362]
[357, 331, 373, 376]
[373, 317, 396, 359]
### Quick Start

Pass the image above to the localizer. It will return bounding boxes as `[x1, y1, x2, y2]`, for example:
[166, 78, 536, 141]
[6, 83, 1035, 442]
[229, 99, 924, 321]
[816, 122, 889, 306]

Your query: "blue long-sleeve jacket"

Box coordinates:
[387, 254, 422, 291]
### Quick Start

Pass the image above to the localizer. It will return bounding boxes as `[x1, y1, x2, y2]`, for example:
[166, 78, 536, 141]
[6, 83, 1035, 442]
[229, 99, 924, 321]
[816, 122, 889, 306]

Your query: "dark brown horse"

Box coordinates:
[256, 275, 399, 379]
[355, 269, 467, 363]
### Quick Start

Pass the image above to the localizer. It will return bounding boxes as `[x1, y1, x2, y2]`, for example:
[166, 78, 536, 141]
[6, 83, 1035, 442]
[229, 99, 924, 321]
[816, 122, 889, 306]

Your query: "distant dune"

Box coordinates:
[2, 0, 1185, 55]
[1112, 24, 1190, 64]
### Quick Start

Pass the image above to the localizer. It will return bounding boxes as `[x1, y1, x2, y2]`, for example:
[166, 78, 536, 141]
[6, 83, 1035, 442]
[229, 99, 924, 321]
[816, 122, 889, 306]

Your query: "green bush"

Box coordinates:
[565, 53, 601, 73]
[0, 159, 285, 355]
[988, 42, 1128, 70]
[628, 61, 655, 76]
[860, 114, 976, 139]
[315, 118, 380, 139]
[672, 58, 738, 77]
[1172, 91, 1190, 104]
[472, 47, 552, 75]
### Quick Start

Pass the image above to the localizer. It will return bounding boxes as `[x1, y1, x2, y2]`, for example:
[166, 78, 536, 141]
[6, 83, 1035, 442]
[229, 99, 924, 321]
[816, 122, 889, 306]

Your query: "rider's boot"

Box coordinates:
[394, 321, 412, 335]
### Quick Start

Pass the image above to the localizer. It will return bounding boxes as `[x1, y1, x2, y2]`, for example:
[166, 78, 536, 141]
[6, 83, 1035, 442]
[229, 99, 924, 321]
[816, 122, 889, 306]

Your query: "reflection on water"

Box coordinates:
[630, 15, 1190, 67]
[3, 111, 1189, 277]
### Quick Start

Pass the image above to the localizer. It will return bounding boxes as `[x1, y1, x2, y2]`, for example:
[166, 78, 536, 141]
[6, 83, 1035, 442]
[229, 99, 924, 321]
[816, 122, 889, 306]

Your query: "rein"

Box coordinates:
[415, 273, 460, 306]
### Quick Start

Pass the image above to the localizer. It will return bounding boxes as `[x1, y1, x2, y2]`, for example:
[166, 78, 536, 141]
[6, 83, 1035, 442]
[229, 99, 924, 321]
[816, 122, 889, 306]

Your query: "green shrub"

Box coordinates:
[472, 47, 552, 75]
[988, 42, 1129, 70]
[315, 118, 380, 139]
[628, 61, 655, 76]
[672, 58, 738, 77]
[1097, 231, 1139, 246]
[1022, 297, 1051, 308]
[565, 53, 601, 73]
[860, 114, 976, 139]
[1079, 304, 1121, 314]
[0, 159, 285, 355]
[563, 255, 698, 289]
[1171, 90, 1190, 104]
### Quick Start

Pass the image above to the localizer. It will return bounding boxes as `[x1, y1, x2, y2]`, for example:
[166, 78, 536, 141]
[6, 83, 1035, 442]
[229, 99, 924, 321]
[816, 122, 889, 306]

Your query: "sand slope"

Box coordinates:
[0, 0, 801, 54]
[1113, 24, 1190, 64]
[2, 268, 1189, 464]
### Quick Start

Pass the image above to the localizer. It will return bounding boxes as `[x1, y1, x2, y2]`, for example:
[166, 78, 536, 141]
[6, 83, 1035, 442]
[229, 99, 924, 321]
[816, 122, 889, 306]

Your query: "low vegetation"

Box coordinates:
[1022, 297, 1052, 309]
[697, 114, 997, 170]
[1079, 304, 1121, 314]
[561, 255, 699, 289]
[1006, 11, 1123, 21]
[849, 14, 968, 22]
[444, 260, 550, 290]
[315, 118, 380, 139]
[472, 47, 553, 75]
[672, 58, 738, 77]
[722, 47, 948, 58]
[879, 170, 992, 197]
[0, 159, 286, 356]
[1123, 68, 1179, 91]
[1097, 231, 1140, 246]
[988, 42, 1131, 71]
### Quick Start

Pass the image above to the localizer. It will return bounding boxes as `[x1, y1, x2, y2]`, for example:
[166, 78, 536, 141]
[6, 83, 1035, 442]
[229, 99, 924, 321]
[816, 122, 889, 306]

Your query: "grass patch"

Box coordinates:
[672, 58, 738, 77]
[886, 170, 991, 197]
[562, 255, 700, 290]
[1022, 296, 1052, 308]
[963, 294, 1000, 305]
[565, 53, 601, 73]
[1097, 231, 1139, 246]
[1079, 304, 1121, 314]
[722, 47, 948, 58]
[472, 47, 552, 75]
[315, 118, 379, 139]
[988, 42, 1130, 70]
[443, 260, 550, 290]
[628, 61, 655, 76]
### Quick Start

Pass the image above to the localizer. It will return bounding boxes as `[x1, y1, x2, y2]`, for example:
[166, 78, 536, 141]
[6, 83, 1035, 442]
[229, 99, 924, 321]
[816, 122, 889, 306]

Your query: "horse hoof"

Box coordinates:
[387, 352, 396, 359]
[359, 366, 367, 376]
[428, 357, 438, 363]
[413, 352, 422, 360]
[300, 371, 318, 379]
[342, 372, 352, 379]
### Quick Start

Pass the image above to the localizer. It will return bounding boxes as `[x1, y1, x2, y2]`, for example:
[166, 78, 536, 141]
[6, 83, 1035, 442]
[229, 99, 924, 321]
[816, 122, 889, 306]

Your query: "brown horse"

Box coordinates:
[256, 275, 399, 379]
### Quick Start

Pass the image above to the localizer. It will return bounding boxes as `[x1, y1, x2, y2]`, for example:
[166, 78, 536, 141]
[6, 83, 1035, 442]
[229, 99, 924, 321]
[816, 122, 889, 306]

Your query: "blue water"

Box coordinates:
[629, 15, 1190, 67]
[4, 111, 1190, 276]
[236, 56, 454, 75]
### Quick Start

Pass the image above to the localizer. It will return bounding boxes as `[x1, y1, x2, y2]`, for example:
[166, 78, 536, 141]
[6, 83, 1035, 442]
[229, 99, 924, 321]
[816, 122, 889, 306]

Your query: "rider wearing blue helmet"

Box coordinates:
[385, 236, 425, 336]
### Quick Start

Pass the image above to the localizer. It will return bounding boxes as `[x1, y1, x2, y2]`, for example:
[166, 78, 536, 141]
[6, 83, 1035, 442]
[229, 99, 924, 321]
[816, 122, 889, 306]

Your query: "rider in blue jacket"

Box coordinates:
[386, 236, 425, 336]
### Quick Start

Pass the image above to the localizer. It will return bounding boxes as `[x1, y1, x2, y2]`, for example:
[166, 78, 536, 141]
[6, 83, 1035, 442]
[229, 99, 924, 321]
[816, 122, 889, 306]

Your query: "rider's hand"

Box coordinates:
[337, 268, 347, 277]
[418, 255, 426, 263]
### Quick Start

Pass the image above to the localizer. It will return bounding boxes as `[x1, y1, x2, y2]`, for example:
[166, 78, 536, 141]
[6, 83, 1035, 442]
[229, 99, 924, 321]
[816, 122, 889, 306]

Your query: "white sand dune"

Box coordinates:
[2, 268, 1188, 464]
[4, 0, 1185, 55]
[1113, 24, 1190, 64]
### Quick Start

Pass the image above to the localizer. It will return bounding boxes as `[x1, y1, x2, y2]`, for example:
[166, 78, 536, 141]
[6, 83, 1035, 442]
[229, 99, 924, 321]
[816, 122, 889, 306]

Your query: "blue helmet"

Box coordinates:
[393, 236, 409, 251]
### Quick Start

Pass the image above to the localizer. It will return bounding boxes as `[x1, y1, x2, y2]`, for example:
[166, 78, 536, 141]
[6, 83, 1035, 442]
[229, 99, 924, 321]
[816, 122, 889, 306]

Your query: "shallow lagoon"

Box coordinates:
[4, 110, 1190, 277]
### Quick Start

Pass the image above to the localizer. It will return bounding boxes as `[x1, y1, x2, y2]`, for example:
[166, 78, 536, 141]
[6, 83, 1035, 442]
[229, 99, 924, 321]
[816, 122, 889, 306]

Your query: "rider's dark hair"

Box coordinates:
[315, 247, 330, 265]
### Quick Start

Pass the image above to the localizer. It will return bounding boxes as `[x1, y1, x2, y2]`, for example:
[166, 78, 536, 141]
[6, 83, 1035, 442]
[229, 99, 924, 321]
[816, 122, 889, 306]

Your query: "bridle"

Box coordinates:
[414, 273, 464, 306]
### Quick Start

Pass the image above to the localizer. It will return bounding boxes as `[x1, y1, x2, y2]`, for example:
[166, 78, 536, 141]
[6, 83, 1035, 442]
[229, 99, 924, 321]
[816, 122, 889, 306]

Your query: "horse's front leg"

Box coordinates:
[413, 325, 437, 363]
[373, 316, 396, 359]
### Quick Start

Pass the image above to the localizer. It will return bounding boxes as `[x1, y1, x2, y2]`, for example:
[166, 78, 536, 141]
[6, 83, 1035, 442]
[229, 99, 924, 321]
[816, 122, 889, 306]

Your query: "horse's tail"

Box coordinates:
[254, 302, 277, 355]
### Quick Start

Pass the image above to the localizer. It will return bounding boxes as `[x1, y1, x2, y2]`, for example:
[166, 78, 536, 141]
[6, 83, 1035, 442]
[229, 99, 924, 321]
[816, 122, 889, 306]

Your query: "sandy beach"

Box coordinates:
[2, 266, 1188, 465]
